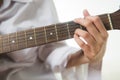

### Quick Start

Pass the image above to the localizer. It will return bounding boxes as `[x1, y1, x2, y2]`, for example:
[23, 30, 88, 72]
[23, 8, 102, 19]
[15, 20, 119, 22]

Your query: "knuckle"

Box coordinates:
[75, 28, 80, 34]
[79, 42, 85, 48]
[93, 16, 100, 22]
[85, 20, 92, 27]
[102, 32, 109, 40]
[82, 32, 89, 38]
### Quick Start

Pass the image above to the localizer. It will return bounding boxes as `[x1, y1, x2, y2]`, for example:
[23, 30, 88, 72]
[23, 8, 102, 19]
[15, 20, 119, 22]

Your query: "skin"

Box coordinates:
[66, 10, 108, 68]
[0, 0, 108, 69]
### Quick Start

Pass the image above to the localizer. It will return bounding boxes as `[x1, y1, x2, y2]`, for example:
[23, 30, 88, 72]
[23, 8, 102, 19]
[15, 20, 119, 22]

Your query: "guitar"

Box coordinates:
[0, 9, 120, 54]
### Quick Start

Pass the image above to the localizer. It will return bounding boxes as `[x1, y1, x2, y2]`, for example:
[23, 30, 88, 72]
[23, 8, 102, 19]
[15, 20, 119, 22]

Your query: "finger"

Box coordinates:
[74, 34, 91, 55]
[88, 16, 108, 37]
[74, 34, 86, 48]
[74, 18, 100, 41]
[83, 9, 90, 17]
[74, 34, 96, 61]
[74, 29, 96, 48]
[83, 10, 108, 38]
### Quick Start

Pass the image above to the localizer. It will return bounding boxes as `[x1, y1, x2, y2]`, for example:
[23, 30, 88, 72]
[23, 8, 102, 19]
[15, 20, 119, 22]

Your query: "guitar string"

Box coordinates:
[1, 14, 110, 52]
[1, 25, 78, 51]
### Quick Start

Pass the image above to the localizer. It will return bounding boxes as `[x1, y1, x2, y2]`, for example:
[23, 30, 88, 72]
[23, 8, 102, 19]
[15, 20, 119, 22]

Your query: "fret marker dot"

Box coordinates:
[50, 32, 53, 35]
[12, 40, 15, 43]
[29, 37, 33, 40]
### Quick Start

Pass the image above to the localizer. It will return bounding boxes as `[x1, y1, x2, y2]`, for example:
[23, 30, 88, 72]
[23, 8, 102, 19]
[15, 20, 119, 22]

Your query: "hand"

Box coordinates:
[66, 10, 108, 68]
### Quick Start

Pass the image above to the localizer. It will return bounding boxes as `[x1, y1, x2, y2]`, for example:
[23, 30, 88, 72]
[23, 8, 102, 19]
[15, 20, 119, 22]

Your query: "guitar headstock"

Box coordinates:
[110, 9, 120, 30]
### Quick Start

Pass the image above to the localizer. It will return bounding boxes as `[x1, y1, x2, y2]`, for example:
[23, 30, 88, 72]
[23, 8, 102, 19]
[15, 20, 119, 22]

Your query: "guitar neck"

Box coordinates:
[0, 10, 120, 54]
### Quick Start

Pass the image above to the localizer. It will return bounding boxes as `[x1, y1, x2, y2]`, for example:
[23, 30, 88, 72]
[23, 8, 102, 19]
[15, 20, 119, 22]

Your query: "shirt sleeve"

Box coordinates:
[37, 41, 80, 72]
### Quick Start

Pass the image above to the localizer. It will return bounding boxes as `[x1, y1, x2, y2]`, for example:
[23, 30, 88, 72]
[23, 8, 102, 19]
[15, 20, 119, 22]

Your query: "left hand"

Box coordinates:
[66, 10, 108, 68]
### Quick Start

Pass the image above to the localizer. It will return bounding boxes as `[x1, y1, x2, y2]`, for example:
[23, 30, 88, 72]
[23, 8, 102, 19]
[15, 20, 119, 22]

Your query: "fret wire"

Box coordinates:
[54, 24, 58, 41]
[0, 36, 3, 54]
[25, 29, 35, 47]
[16, 32, 18, 50]
[45, 26, 57, 42]
[34, 28, 37, 45]
[58, 24, 78, 36]
[8, 34, 10, 52]
[36, 30, 72, 39]
[17, 33, 44, 41]
[24, 31, 28, 48]
[14, 24, 80, 46]
[67, 23, 71, 38]
[45, 25, 68, 41]
[44, 26, 48, 43]
[56, 30, 71, 34]
[107, 14, 113, 30]
[0, 18, 111, 54]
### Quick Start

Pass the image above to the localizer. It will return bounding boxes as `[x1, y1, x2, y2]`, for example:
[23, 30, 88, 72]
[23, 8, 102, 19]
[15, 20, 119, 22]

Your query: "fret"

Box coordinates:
[99, 14, 112, 30]
[0, 36, 3, 54]
[17, 31, 27, 49]
[26, 29, 36, 47]
[45, 25, 57, 43]
[66, 23, 71, 38]
[2, 34, 10, 53]
[68, 21, 81, 37]
[16, 32, 18, 50]
[24, 31, 28, 48]
[44, 27, 47, 43]
[110, 10, 120, 30]
[8, 34, 11, 52]
[35, 27, 46, 45]
[107, 14, 113, 30]
[55, 24, 58, 41]
[56, 23, 69, 41]
[34, 28, 37, 46]
[9, 33, 18, 52]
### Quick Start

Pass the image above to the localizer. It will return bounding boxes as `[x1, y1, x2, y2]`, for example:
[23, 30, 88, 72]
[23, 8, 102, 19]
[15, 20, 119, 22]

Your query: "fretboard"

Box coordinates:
[0, 10, 120, 54]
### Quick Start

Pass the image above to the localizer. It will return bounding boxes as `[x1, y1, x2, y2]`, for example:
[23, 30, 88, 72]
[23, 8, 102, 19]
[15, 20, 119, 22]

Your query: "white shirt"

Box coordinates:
[0, 0, 102, 80]
[0, 0, 84, 80]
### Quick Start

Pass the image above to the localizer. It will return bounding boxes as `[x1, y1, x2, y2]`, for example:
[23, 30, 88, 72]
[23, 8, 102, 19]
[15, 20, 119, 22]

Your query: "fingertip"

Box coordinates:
[83, 9, 90, 17]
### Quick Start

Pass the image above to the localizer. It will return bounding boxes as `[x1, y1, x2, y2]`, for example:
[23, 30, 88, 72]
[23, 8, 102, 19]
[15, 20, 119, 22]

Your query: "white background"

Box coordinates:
[53, 0, 120, 80]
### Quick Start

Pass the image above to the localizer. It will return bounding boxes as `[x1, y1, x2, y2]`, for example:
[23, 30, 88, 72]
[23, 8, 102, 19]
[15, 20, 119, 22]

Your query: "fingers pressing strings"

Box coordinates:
[74, 17, 100, 42]
[74, 29, 96, 48]
[83, 10, 108, 40]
